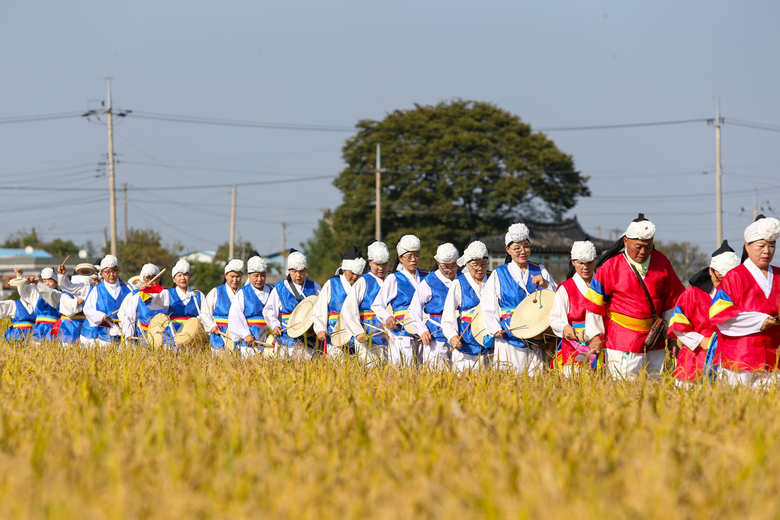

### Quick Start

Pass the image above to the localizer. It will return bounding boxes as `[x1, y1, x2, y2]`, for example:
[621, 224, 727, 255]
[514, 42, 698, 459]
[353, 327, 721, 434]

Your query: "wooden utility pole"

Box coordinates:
[708, 96, 724, 245]
[375, 143, 381, 242]
[229, 185, 236, 259]
[123, 182, 128, 243]
[106, 78, 117, 256]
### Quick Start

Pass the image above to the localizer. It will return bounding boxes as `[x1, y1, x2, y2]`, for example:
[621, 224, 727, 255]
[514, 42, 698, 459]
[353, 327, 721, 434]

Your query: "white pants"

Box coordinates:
[388, 334, 420, 366]
[719, 368, 778, 390]
[354, 342, 385, 366]
[493, 339, 546, 376]
[605, 348, 665, 380]
[79, 335, 118, 348]
[452, 349, 492, 373]
[420, 340, 450, 368]
[325, 343, 349, 361]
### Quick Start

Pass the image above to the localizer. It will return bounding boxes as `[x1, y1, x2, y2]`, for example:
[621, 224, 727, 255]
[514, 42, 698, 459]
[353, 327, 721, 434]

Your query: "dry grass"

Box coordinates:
[0, 331, 777, 519]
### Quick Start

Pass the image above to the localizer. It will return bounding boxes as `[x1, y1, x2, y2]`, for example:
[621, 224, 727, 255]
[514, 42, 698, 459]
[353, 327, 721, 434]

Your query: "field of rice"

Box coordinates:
[0, 331, 778, 519]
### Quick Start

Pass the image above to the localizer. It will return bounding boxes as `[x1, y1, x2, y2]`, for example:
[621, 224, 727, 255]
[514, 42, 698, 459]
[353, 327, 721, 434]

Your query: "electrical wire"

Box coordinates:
[130, 111, 355, 133]
[0, 112, 85, 124]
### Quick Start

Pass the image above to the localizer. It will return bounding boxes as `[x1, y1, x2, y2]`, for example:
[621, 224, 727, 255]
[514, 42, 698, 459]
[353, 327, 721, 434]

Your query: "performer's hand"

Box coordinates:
[563, 325, 578, 341]
[210, 326, 220, 335]
[77, 298, 84, 305]
[13, 267, 22, 276]
[667, 339, 679, 360]
[588, 335, 603, 356]
[244, 335, 254, 346]
[273, 326, 282, 336]
[761, 316, 779, 331]
[531, 274, 548, 288]
[101, 315, 113, 326]
[27, 276, 37, 283]
[420, 331, 433, 346]
[698, 337, 711, 350]
[139, 280, 150, 291]
[356, 333, 368, 343]
[386, 317, 398, 330]
[450, 336, 461, 350]
[57, 264, 66, 275]
[317, 331, 327, 342]
[493, 329, 505, 338]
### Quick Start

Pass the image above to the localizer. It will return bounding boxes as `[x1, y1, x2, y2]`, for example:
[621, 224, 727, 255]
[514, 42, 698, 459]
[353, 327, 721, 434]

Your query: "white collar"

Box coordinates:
[397, 265, 420, 287]
[507, 262, 532, 295]
[744, 258, 774, 298]
[369, 272, 385, 285]
[572, 273, 589, 295]
[464, 270, 483, 295]
[338, 273, 354, 293]
[434, 269, 455, 287]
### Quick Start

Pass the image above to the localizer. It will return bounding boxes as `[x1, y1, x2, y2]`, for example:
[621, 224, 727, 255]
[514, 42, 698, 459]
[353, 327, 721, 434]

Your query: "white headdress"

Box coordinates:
[100, 255, 118, 270]
[396, 235, 421, 256]
[744, 217, 780, 243]
[140, 263, 160, 279]
[172, 259, 190, 277]
[434, 243, 459, 264]
[40, 267, 56, 280]
[287, 251, 307, 271]
[570, 241, 597, 263]
[224, 259, 244, 274]
[624, 214, 656, 240]
[505, 223, 529, 246]
[457, 241, 488, 267]
[367, 242, 390, 264]
[247, 256, 268, 274]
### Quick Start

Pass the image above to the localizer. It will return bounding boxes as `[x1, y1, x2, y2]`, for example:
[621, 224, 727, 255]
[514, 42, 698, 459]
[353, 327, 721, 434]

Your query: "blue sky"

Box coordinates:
[2, 1, 779, 258]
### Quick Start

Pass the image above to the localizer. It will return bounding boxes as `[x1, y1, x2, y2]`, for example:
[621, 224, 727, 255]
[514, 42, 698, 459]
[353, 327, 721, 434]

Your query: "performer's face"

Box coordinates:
[343, 270, 360, 284]
[102, 267, 118, 284]
[572, 259, 596, 282]
[399, 251, 419, 273]
[466, 258, 488, 282]
[438, 262, 459, 281]
[225, 271, 242, 290]
[709, 268, 725, 289]
[289, 269, 307, 285]
[746, 239, 776, 269]
[370, 260, 389, 279]
[173, 272, 190, 290]
[505, 241, 530, 265]
[42, 278, 58, 289]
[248, 272, 266, 290]
[623, 238, 653, 263]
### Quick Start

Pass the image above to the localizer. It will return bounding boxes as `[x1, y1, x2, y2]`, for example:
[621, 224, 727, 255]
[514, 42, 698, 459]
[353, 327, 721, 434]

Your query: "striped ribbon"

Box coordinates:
[12, 322, 33, 330]
[35, 316, 58, 325]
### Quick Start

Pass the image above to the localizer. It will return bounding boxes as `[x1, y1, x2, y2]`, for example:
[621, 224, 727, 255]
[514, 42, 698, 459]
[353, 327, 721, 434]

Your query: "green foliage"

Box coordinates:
[325, 99, 589, 261]
[301, 220, 341, 284]
[106, 229, 181, 286]
[189, 261, 226, 294]
[655, 241, 709, 284]
[2, 228, 79, 257]
[214, 240, 255, 265]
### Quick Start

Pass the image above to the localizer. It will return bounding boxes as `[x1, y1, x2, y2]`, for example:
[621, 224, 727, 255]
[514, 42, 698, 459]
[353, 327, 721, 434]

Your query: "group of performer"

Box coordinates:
[1, 212, 779, 388]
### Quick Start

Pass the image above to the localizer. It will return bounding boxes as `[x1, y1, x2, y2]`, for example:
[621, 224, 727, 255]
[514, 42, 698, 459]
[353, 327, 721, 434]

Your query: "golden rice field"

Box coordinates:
[0, 325, 778, 518]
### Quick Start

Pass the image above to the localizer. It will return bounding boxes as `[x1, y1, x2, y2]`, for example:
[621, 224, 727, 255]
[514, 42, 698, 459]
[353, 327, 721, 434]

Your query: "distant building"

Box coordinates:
[0, 249, 78, 296]
[180, 250, 218, 264]
[480, 217, 612, 282]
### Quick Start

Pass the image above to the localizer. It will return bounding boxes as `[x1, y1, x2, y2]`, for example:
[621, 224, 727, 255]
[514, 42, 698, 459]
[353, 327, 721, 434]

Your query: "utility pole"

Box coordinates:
[708, 96, 724, 245]
[281, 222, 287, 254]
[106, 78, 118, 256]
[229, 185, 236, 259]
[754, 188, 758, 220]
[123, 182, 128, 243]
[375, 143, 382, 242]
[596, 226, 601, 239]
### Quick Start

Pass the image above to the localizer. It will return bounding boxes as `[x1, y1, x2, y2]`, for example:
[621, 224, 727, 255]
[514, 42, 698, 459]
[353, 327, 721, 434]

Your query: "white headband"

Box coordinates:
[248, 256, 268, 274]
[224, 259, 244, 274]
[40, 267, 56, 280]
[100, 255, 118, 270]
[457, 241, 488, 267]
[505, 223, 529, 245]
[570, 241, 597, 263]
[287, 251, 307, 271]
[434, 243, 459, 264]
[397, 235, 421, 256]
[172, 259, 190, 277]
[744, 217, 780, 243]
[710, 251, 740, 276]
[625, 219, 656, 240]
[342, 257, 366, 274]
[367, 242, 390, 264]
[140, 263, 159, 279]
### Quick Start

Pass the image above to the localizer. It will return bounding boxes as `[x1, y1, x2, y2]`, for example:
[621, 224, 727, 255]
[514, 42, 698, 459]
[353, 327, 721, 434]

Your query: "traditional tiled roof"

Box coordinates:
[480, 216, 613, 255]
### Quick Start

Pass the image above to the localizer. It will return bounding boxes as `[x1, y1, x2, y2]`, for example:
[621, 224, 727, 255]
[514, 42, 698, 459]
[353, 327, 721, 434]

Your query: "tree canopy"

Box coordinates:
[105, 229, 181, 286]
[2, 228, 80, 257]
[315, 99, 590, 265]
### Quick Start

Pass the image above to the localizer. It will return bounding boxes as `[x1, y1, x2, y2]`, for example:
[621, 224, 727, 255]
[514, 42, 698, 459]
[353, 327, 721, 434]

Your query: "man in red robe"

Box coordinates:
[709, 216, 780, 388]
[667, 241, 740, 386]
[584, 214, 685, 380]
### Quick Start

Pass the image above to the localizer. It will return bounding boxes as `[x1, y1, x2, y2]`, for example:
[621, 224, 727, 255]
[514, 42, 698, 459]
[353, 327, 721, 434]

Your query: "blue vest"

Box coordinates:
[239, 284, 272, 347]
[423, 271, 458, 342]
[166, 288, 203, 345]
[210, 284, 235, 348]
[136, 291, 167, 338]
[275, 278, 318, 343]
[455, 274, 487, 356]
[32, 292, 61, 341]
[5, 300, 35, 341]
[359, 273, 387, 346]
[57, 293, 85, 343]
[81, 281, 131, 341]
[389, 269, 428, 338]
[326, 276, 349, 335]
[494, 263, 542, 348]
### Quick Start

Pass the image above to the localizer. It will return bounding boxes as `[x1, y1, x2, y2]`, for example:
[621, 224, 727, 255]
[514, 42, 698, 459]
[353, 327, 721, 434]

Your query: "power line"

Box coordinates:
[130, 111, 355, 133]
[0, 112, 85, 124]
[535, 118, 709, 132]
[727, 119, 780, 133]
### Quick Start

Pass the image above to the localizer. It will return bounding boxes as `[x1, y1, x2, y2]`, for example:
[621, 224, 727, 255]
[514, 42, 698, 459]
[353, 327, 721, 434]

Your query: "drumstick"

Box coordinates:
[499, 324, 528, 333]
[60, 255, 70, 268]
[147, 268, 166, 286]
[532, 285, 540, 304]
[457, 320, 473, 341]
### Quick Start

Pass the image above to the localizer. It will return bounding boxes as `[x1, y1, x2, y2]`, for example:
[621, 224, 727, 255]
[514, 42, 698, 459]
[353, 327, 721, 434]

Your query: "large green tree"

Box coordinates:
[324, 99, 589, 261]
[105, 229, 181, 286]
[2, 228, 80, 257]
